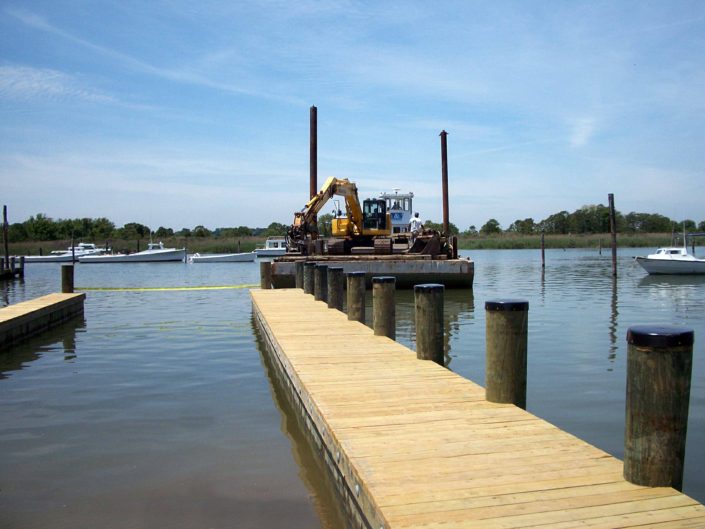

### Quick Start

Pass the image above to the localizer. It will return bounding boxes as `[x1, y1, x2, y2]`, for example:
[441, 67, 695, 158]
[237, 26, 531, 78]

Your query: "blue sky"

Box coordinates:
[2, 1, 704, 232]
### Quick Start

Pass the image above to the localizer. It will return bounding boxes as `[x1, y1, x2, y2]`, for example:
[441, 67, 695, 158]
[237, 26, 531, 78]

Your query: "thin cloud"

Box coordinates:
[0, 65, 114, 104]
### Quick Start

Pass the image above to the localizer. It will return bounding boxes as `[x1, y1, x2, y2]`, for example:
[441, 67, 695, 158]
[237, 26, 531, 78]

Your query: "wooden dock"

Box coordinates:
[1, 293, 85, 351]
[251, 288, 705, 528]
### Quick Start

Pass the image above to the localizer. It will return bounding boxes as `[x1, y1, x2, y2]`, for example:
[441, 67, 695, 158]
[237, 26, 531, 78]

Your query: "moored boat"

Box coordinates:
[78, 242, 186, 263]
[24, 243, 107, 263]
[635, 246, 705, 275]
[255, 237, 287, 257]
[189, 251, 256, 263]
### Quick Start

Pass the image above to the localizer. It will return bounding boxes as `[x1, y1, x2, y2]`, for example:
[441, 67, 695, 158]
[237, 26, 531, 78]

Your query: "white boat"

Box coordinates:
[78, 242, 186, 263]
[189, 251, 256, 263]
[255, 237, 287, 257]
[380, 189, 414, 235]
[23, 243, 107, 263]
[635, 244, 705, 275]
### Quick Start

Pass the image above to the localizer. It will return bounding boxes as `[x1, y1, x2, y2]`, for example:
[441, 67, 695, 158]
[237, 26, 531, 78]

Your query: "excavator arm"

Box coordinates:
[291, 177, 363, 236]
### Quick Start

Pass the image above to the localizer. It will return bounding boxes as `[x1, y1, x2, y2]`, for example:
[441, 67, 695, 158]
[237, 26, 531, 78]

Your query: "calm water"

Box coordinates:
[1, 248, 703, 528]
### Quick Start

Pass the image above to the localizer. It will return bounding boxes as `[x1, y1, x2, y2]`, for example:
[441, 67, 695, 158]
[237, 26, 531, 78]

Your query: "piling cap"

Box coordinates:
[485, 299, 529, 311]
[372, 276, 396, 284]
[414, 283, 445, 293]
[627, 325, 694, 348]
[347, 271, 365, 277]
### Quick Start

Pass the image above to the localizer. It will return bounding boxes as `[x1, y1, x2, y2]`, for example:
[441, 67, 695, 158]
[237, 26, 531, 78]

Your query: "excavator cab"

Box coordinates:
[362, 199, 388, 231]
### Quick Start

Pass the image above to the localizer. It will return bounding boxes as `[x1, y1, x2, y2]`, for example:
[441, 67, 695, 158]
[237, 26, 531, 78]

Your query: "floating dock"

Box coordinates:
[0, 293, 85, 351]
[251, 288, 705, 528]
[271, 255, 474, 289]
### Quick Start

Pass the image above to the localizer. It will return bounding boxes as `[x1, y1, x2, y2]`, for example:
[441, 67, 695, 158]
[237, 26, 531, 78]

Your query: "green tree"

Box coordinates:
[90, 218, 116, 239]
[25, 213, 57, 240]
[155, 226, 174, 238]
[264, 222, 288, 236]
[192, 225, 211, 237]
[698, 221, 705, 231]
[117, 222, 151, 240]
[508, 218, 535, 235]
[539, 211, 570, 234]
[462, 225, 478, 236]
[480, 218, 502, 235]
[8, 222, 28, 242]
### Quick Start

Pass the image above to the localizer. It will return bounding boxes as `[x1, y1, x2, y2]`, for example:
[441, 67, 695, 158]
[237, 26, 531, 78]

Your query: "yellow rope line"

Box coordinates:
[78, 284, 258, 292]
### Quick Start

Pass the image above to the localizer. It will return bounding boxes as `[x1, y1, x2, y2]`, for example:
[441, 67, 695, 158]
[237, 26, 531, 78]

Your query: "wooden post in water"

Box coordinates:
[2, 205, 9, 269]
[372, 276, 395, 339]
[327, 267, 344, 311]
[414, 284, 445, 365]
[540, 231, 546, 270]
[624, 325, 693, 490]
[259, 261, 272, 289]
[18, 256, 25, 278]
[608, 193, 617, 276]
[295, 261, 304, 289]
[303, 262, 315, 295]
[346, 271, 365, 323]
[314, 264, 328, 302]
[485, 299, 529, 409]
[61, 264, 74, 293]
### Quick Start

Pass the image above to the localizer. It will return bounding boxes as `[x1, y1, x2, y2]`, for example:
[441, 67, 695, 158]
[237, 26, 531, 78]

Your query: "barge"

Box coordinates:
[271, 254, 474, 289]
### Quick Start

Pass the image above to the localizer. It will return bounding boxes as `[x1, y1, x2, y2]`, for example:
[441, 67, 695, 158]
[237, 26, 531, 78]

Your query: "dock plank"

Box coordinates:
[251, 288, 705, 528]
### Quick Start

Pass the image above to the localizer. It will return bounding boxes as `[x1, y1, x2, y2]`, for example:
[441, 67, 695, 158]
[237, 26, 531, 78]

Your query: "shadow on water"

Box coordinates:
[0, 316, 85, 378]
[251, 316, 348, 529]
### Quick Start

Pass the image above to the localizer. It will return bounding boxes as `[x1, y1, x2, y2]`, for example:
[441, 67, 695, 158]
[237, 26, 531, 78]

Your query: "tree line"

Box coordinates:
[6, 213, 289, 242]
[6, 205, 704, 243]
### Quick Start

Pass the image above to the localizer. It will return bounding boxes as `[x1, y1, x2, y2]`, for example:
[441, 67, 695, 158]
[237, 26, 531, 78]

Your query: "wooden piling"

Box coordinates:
[346, 271, 365, 323]
[18, 256, 24, 278]
[260, 261, 272, 289]
[295, 261, 304, 289]
[541, 231, 546, 269]
[327, 267, 344, 311]
[61, 264, 74, 293]
[414, 283, 445, 365]
[485, 299, 529, 409]
[624, 325, 694, 490]
[372, 276, 395, 339]
[609, 193, 617, 276]
[303, 262, 316, 295]
[314, 264, 328, 302]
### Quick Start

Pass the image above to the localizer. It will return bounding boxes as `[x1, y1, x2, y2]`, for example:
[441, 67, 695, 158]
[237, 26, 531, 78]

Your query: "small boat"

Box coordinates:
[255, 237, 287, 257]
[189, 251, 256, 263]
[78, 242, 186, 263]
[23, 243, 108, 263]
[635, 239, 705, 275]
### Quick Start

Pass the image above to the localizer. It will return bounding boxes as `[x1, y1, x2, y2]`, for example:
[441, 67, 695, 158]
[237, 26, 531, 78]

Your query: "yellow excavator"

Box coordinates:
[287, 177, 393, 255]
[287, 176, 457, 257]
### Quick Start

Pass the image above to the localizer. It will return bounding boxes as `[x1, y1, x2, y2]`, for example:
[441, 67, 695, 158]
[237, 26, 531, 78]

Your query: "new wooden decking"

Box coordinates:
[0, 293, 85, 351]
[251, 288, 705, 528]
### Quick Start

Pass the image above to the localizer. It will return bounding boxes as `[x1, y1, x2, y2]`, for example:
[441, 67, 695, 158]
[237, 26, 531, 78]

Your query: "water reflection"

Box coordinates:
[0, 316, 85, 379]
[252, 318, 347, 529]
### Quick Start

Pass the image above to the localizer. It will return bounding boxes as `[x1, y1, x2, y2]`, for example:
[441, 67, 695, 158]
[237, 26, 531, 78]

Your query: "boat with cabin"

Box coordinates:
[255, 237, 287, 257]
[23, 243, 108, 263]
[635, 232, 705, 275]
[78, 242, 186, 263]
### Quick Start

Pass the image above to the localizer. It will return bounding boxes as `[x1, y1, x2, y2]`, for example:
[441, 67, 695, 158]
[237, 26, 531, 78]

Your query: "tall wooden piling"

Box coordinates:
[346, 271, 365, 323]
[609, 193, 617, 276]
[303, 262, 316, 295]
[327, 267, 344, 311]
[260, 261, 272, 289]
[61, 264, 74, 293]
[414, 284, 445, 365]
[18, 256, 25, 278]
[295, 261, 304, 289]
[310, 106, 317, 200]
[485, 299, 529, 409]
[2, 205, 9, 269]
[541, 231, 546, 270]
[440, 130, 450, 235]
[624, 325, 694, 490]
[314, 264, 328, 302]
[372, 276, 395, 339]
